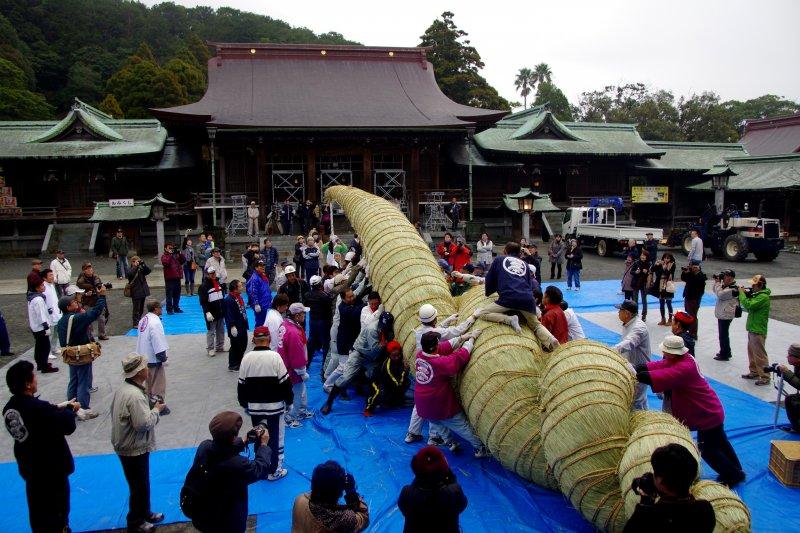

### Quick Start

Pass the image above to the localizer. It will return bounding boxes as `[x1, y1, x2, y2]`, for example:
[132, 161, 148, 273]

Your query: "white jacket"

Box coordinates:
[50, 258, 72, 285]
[476, 239, 493, 264]
[27, 294, 50, 333]
[206, 256, 228, 283]
[264, 308, 284, 351]
[44, 282, 62, 324]
[247, 206, 260, 220]
[136, 312, 169, 364]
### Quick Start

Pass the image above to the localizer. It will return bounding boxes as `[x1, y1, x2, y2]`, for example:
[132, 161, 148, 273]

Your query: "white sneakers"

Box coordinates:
[48, 354, 57, 360]
[77, 408, 98, 421]
[207, 350, 216, 357]
[267, 467, 288, 481]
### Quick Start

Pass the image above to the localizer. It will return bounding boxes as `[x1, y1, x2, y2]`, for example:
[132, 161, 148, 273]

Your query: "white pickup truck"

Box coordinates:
[562, 207, 663, 257]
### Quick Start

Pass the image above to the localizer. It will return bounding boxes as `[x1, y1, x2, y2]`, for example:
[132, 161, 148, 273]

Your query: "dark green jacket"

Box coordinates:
[111, 236, 128, 257]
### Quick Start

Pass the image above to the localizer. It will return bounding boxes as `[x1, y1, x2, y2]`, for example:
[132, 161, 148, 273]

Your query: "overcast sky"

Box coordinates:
[143, 0, 800, 108]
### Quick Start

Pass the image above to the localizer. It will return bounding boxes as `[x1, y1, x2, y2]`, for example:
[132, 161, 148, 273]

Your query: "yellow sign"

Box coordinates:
[632, 186, 669, 203]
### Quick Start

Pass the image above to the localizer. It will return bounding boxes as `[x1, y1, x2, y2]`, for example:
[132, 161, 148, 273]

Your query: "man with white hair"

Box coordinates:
[136, 298, 170, 416]
[247, 201, 260, 237]
[404, 303, 478, 445]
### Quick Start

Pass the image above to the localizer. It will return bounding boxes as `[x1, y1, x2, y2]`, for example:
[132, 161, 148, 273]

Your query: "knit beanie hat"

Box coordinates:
[788, 343, 800, 366]
[411, 445, 450, 482]
[209, 411, 243, 442]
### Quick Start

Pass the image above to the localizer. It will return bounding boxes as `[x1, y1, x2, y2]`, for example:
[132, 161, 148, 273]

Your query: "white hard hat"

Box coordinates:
[527, 264, 536, 275]
[206, 265, 216, 273]
[284, 265, 296, 274]
[310, 275, 323, 286]
[344, 251, 355, 261]
[418, 304, 438, 323]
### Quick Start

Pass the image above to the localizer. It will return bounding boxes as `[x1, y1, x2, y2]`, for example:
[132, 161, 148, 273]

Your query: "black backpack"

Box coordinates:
[180, 459, 215, 519]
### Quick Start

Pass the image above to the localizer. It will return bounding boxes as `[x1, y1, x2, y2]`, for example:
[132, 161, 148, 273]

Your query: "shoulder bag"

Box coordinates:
[123, 267, 140, 298]
[60, 315, 102, 366]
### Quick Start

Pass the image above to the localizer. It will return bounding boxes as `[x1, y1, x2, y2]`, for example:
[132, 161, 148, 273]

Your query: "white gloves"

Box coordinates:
[231, 326, 238, 337]
[441, 313, 458, 327]
[451, 271, 463, 279]
[255, 304, 262, 313]
[205, 312, 214, 322]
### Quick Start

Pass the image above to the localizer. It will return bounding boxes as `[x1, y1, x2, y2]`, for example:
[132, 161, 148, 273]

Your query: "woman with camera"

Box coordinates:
[649, 253, 676, 326]
[635, 335, 745, 487]
[630, 250, 652, 321]
[292, 460, 369, 532]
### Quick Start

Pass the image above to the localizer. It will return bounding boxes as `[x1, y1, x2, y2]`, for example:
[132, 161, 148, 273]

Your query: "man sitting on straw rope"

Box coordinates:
[414, 331, 489, 458]
[476, 242, 558, 350]
[405, 304, 477, 445]
[613, 300, 651, 410]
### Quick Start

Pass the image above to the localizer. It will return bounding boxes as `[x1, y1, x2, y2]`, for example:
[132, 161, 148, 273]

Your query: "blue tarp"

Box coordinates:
[1, 282, 796, 532]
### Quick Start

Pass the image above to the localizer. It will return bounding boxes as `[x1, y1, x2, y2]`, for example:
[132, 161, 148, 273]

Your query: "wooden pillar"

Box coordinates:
[431, 146, 441, 190]
[362, 147, 372, 192]
[305, 148, 316, 202]
[219, 149, 227, 229]
[256, 144, 266, 230]
[410, 146, 420, 221]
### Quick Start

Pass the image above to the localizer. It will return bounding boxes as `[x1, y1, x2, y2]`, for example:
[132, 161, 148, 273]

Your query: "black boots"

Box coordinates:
[321, 385, 340, 415]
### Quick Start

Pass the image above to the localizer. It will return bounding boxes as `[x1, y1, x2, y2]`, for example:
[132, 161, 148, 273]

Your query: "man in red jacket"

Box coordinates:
[161, 243, 185, 314]
[414, 330, 489, 458]
[450, 236, 472, 273]
[540, 286, 569, 344]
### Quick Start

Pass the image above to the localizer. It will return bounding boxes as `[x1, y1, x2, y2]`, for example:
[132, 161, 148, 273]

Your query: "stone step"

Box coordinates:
[48, 223, 95, 253]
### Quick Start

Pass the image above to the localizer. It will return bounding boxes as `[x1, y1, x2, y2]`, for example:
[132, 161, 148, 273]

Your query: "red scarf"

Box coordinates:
[234, 293, 245, 312]
[212, 278, 221, 292]
[259, 271, 269, 282]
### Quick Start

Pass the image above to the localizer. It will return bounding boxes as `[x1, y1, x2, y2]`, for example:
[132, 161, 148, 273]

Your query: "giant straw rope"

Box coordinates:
[325, 186, 751, 532]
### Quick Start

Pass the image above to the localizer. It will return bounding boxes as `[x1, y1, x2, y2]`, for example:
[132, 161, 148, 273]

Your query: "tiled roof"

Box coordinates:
[638, 141, 749, 172]
[740, 113, 800, 156]
[690, 154, 800, 191]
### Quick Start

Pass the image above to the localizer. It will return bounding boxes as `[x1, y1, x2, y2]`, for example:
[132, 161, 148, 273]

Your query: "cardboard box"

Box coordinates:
[769, 440, 800, 487]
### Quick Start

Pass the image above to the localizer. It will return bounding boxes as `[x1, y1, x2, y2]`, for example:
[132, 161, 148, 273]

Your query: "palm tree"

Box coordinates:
[532, 63, 553, 87]
[514, 67, 535, 109]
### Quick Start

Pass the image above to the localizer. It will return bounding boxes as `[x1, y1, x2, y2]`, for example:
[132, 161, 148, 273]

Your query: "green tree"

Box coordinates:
[679, 92, 738, 142]
[0, 13, 35, 88]
[164, 56, 206, 101]
[0, 57, 27, 90]
[59, 62, 103, 107]
[107, 58, 187, 118]
[532, 63, 552, 86]
[98, 93, 124, 118]
[185, 33, 210, 70]
[724, 94, 800, 128]
[514, 67, 534, 108]
[0, 58, 52, 119]
[532, 82, 573, 121]
[419, 12, 510, 110]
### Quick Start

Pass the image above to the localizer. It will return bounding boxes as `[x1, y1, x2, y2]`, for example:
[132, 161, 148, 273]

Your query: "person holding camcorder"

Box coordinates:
[181, 411, 272, 533]
[769, 342, 800, 432]
[712, 269, 738, 361]
[623, 443, 715, 533]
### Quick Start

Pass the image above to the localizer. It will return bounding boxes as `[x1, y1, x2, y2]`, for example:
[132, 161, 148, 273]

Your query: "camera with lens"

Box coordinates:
[764, 363, 782, 376]
[631, 472, 658, 498]
[742, 287, 753, 298]
[245, 423, 268, 450]
[103, 282, 113, 289]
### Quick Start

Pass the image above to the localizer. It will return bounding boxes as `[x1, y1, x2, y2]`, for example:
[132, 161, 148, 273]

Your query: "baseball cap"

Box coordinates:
[82, 262, 93, 269]
[344, 251, 355, 262]
[672, 311, 695, 326]
[288, 302, 308, 315]
[206, 265, 216, 273]
[462, 263, 475, 273]
[721, 269, 735, 278]
[252, 326, 270, 339]
[614, 300, 638, 315]
[378, 311, 395, 340]
[284, 265, 296, 274]
[659, 335, 689, 355]
[58, 295, 75, 312]
[65, 285, 84, 295]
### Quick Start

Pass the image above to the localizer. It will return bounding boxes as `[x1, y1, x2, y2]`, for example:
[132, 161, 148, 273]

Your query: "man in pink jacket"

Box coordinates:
[635, 334, 745, 487]
[414, 330, 489, 458]
[278, 302, 312, 428]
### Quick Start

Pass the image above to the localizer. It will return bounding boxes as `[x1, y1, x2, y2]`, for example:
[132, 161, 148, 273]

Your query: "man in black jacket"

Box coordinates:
[238, 326, 294, 481]
[303, 275, 334, 373]
[188, 411, 272, 533]
[223, 280, 249, 372]
[624, 443, 715, 532]
[127, 256, 151, 329]
[3, 360, 80, 532]
[680, 260, 707, 339]
[279, 267, 309, 305]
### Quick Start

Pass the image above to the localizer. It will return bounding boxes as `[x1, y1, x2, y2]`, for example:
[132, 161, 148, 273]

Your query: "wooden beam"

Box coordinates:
[362, 147, 372, 192]
[410, 146, 420, 221]
[305, 148, 316, 202]
[431, 145, 440, 189]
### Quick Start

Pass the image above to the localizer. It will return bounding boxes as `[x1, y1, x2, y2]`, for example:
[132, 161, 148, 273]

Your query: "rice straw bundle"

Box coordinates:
[690, 480, 751, 532]
[323, 186, 750, 532]
[618, 411, 699, 518]
[541, 340, 634, 530]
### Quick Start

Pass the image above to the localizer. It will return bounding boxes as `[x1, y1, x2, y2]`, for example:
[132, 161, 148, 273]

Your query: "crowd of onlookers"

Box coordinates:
[6, 219, 800, 533]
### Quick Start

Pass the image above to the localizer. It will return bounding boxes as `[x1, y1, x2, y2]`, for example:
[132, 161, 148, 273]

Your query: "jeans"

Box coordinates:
[550, 262, 562, 279]
[697, 424, 744, 483]
[633, 383, 649, 411]
[717, 319, 732, 359]
[432, 412, 483, 450]
[288, 381, 308, 419]
[659, 298, 673, 319]
[206, 318, 225, 351]
[32, 330, 50, 371]
[118, 453, 151, 527]
[164, 279, 181, 312]
[633, 287, 648, 316]
[567, 267, 581, 288]
[116, 255, 129, 279]
[281, 218, 291, 235]
[67, 363, 92, 409]
[229, 333, 247, 369]
[183, 266, 195, 291]
[26, 475, 69, 532]
[251, 413, 285, 474]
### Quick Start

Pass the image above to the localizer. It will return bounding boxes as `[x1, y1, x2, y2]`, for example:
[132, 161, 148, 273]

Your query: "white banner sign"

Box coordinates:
[109, 198, 134, 207]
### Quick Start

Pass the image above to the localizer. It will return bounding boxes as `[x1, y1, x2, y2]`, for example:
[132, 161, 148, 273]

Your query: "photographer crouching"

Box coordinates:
[181, 411, 272, 532]
[769, 342, 800, 433]
[624, 443, 715, 533]
[712, 270, 738, 361]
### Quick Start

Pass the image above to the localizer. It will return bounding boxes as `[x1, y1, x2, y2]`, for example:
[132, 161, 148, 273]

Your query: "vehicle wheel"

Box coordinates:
[597, 239, 609, 257]
[682, 235, 693, 256]
[754, 251, 779, 262]
[723, 235, 749, 261]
